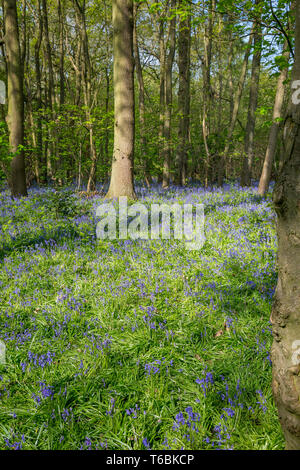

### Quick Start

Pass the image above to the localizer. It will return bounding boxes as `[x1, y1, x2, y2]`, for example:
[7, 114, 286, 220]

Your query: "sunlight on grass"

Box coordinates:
[0, 183, 284, 450]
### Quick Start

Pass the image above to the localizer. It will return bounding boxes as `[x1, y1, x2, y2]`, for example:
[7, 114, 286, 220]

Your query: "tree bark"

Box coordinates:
[271, 0, 300, 450]
[162, 0, 176, 189]
[217, 24, 254, 187]
[41, 0, 55, 180]
[133, 1, 151, 185]
[58, 0, 65, 108]
[34, 0, 44, 184]
[73, 0, 98, 192]
[258, 42, 290, 196]
[105, 0, 136, 199]
[4, 0, 27, 197]
[175, 0, 191, 186]
[241, 0, 262, 186]
[202, 0, 215, 187]
[158, 16, 166, 184]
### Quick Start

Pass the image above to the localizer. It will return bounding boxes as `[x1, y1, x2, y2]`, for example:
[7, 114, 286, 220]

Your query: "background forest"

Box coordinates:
[0, 0, 295, 193]
[0, 0, 300, 452]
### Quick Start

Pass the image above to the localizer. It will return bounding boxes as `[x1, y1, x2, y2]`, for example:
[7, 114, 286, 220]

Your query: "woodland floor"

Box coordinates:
[0, 182, 284, 450]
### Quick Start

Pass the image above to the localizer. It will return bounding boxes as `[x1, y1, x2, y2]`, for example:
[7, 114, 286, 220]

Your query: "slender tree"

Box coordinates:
[2, 0, 27, 197]
[34, 0, 44, 184]
[217, 24, 254, 187]
[162, 0, 176, 189]
[241, 0, 263, 186]
[133, 1, 151, 186]
[202, 0, 215, 187]
[271, 0, 300, 450]
[73, 0, 98, 192]
[105, 0, 136, 199]
[258, 41, 290, 196]
[175, 0, 191, 186]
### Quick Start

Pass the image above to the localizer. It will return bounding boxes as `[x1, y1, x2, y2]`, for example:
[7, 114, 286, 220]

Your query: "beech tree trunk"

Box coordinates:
[105, 0, 136, 199]
[271, 1, 300, 450]
[4, 0, 27, 197]
[258, 42, 290, 197]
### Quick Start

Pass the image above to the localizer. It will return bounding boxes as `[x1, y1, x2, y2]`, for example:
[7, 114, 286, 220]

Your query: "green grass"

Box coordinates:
[0, 183, 284, 450]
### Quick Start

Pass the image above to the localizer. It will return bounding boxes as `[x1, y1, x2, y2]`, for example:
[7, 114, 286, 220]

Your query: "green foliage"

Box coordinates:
[45, 190, 89, 219]
[0, 185, 284, 450]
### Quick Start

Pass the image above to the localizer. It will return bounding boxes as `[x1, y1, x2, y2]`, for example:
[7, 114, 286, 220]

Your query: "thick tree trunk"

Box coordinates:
[258, 42, 290, 196]
[175, 1, 191, 186]
[105, 0, 136, 199]
[4, 0, 27, 197]
[241, 0, 262, 186]
[271, 1, 300, 450]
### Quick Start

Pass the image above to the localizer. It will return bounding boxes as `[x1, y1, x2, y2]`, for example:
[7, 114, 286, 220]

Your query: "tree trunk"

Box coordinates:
[58, 0, 65, 108]
[105, 0, 136, 199]
[271, 0, 300, 450]
[175, 0, 191, 186]
[4, 0, 27, 197]
[258, 42, 290, 196]
[217, 24, 254, 187]
[34, 0, 44, 184]
[162, 0, 176, 189]
[158, 16, 166, 185]
[133, 2, 151, 185]
[241, 0, 262, 186]
[202, 0, 215, 187]
[73, 0, 98, 192]
[41, 0, 56, 180]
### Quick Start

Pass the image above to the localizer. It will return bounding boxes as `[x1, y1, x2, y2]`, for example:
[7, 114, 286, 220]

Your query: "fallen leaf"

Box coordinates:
[215, 329, 223, 338]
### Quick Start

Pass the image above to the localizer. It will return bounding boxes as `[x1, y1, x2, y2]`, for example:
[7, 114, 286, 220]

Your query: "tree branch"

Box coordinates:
[269, 0, 294, 59]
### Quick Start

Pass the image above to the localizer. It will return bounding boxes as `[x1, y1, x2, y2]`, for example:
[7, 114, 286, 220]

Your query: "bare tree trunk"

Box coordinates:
[217, 24, 254, 187]
[41, 0, 56, 180]
[162, 0, 176, 189]
[175, 0, 191, 186]
[158, 17, 166, 185]
[258, 42, 290, 196]
[241, 0, 262, 186]
[202, 0, 215, 187]
[271, 0, 300, 450]
[34, 0, 44, 184]
[105, 0, 136, 199]
[3, 0, 27, 197]
[41, 0, 54, 110]
[133, 2, 151, 185]
[73, 0, 98, 192]
[104, 0, 110, 178]
[58, 0, 65, 108]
